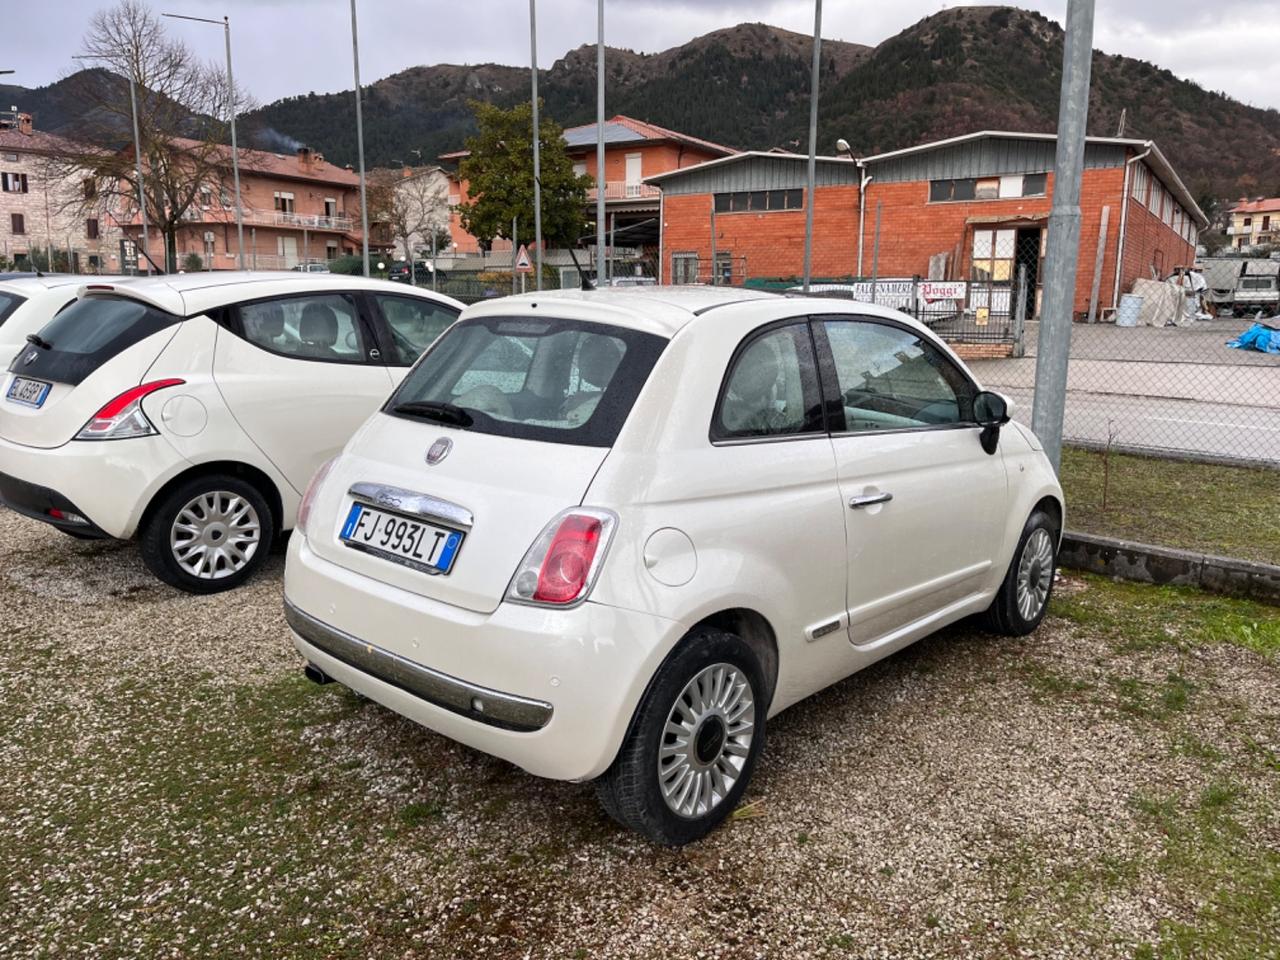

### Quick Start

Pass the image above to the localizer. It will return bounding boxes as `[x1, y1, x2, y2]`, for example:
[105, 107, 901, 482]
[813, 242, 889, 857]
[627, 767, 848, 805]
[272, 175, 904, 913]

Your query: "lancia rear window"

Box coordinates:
[8, 295, 181, 386]
[0, 290, 25, 326]
[386, 316, 666, 447]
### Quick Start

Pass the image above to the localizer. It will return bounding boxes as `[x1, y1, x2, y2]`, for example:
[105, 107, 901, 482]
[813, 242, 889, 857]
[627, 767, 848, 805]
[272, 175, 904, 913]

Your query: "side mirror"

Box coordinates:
[973, 390, 1010, 455]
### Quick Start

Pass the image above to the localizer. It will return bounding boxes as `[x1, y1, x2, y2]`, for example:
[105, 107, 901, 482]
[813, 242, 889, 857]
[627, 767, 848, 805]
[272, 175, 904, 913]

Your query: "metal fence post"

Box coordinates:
[709, 198, 717, 286]
[1013, 263, 1028, 358]
[1031, 0, 1095, 472]
[912, 274, 920, 318]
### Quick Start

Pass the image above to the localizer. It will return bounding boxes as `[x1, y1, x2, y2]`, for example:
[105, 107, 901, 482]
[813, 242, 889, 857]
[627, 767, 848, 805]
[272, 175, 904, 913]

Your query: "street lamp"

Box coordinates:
[530, 0, 543, 290]
[73, 55, 151, 276]
[162, 12, 246, 270]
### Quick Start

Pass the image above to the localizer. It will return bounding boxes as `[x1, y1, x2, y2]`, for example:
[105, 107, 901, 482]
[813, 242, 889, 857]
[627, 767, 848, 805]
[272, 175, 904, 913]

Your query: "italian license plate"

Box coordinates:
[339, 502, 464, 575]
[6, 376, 51, 408]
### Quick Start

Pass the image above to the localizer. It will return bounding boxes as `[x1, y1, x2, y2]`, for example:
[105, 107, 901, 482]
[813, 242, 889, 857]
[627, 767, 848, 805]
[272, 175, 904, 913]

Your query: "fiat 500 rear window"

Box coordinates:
[386, 316, 666, 447]
[9, 295, 181, 386]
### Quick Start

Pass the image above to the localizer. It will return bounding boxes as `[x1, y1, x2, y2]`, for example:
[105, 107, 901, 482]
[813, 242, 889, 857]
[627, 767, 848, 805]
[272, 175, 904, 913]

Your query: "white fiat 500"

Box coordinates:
[0, 272, 462, 592]
[284, 287, 1064, 844]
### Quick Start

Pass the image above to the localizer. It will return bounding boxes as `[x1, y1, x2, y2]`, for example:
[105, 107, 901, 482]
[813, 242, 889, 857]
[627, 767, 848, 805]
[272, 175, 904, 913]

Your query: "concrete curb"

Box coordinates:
[1060, 531, 1280, 605]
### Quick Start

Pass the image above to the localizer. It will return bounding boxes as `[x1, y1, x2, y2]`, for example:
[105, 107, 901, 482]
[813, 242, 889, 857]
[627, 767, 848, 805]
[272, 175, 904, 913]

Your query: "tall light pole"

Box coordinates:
[802, 0, 822, 293]
[595, 0, 606, 286]
[350, 0, 371, 277]
[530, 0, 543, 291]
[74, 55, 151, 275]
[162, 13, 245, 270]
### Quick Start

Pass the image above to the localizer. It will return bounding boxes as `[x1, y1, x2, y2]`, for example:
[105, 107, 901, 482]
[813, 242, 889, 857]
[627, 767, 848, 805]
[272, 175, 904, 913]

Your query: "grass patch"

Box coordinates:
[1050, 575, 1280, 657]
[1059, 447, 1279, 565]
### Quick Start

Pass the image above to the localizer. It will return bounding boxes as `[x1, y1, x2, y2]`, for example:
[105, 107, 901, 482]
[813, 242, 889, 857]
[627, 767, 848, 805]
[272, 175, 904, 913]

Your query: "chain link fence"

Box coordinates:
[671, 227, 1278, 467]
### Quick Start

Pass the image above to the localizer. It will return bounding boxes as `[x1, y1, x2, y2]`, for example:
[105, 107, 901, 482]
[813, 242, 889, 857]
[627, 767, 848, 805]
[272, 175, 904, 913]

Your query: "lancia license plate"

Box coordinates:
[339, 502, 464, 575]
[6, 376, 51, 408]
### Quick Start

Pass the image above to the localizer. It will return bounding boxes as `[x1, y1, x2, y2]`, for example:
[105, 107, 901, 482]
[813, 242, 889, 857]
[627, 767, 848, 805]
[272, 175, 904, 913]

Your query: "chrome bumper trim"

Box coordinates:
[284, 599, 552, 733]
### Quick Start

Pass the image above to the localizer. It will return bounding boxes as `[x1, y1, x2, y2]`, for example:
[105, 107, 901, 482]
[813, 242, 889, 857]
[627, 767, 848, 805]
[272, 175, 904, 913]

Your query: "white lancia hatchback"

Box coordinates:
[283, 287, 1064, 844]
[0, 272, 462, 592]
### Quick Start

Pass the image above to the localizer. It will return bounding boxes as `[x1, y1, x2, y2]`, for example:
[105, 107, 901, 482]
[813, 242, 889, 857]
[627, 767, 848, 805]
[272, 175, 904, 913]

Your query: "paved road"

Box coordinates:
[967, 318, 1279, 464]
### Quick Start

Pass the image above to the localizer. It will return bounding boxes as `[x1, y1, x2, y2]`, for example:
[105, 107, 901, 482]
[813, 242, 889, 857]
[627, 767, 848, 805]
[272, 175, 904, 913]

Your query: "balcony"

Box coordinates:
[586, 181, 661, 202]
[175, 206, 354, 232]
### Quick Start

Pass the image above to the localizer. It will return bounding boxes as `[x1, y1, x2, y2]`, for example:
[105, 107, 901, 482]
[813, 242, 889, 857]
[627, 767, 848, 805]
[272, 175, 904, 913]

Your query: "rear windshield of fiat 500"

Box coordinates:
[386, 315, 667, 447]
[0, 290, 26, 326]
[9, 294, 181, 386]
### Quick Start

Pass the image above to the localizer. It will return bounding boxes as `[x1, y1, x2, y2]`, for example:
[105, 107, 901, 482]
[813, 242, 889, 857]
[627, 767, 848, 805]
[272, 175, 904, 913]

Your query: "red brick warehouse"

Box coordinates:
[648, 131, 1205, 319]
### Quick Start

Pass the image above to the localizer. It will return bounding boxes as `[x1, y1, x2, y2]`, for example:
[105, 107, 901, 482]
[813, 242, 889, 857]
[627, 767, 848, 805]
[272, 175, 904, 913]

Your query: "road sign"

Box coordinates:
[514, 244, 533, 273]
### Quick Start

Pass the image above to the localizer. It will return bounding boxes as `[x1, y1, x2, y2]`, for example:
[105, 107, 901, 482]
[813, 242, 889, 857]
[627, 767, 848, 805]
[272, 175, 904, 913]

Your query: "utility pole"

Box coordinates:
[350, 0, 370, 277]
[162, 13, 246, 270]
[530, 0, 543, 291]
[1031, 0, 1095, 472]
[801, 0, 822, 293]
[595, 0, 606, 286]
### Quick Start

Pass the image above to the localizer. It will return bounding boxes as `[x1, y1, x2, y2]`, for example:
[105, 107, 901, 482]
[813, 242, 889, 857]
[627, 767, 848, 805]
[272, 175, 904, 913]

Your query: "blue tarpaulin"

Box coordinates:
[1226, 323, 1280, 355]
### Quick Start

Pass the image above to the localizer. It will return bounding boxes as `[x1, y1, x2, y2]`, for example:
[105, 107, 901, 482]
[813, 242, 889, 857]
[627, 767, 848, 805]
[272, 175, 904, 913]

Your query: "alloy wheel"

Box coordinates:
[169, 490, 262, 580]
[658, 662, 755, 819]
[1015, 527, 1055, 621]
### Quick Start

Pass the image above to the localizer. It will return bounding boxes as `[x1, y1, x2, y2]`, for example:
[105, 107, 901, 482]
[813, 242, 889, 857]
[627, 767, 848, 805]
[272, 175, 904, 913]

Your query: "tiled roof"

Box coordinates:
[1231, 198, 1280, 214]
[0, 127, 100, 157]
[168, 137, 361, 187]
[560, 115, 736, 156]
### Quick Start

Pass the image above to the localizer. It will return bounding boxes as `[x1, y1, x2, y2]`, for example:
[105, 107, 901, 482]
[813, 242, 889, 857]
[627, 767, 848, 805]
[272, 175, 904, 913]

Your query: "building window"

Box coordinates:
[1243, 216, 1252, 228]
[1, 172, 29, 193]
[930, 175, 1045, 202]
[326, 241, 338, 261]
[971, 228, 1016, 282]
[86, 218, 100, 240]
[273, 191, 295, 214]
[672, 252, 699, 284]
[10, 213, 25, 235]
[714, 251, 733, 285]
[83, 178, 97, 199]
[712, 189, 802, 213]
[324, 197, 337, 218]
[1131, 165, 1150, 205]
[2, 152, 17, 162]
[1264, 216, 1272, 232]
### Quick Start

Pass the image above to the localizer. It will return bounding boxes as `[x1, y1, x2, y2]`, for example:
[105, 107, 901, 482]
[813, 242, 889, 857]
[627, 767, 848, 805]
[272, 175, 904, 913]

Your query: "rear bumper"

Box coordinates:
[283, 532, 683, 781]
[0, 433, 188, 539]
[0, 470, 111, 537]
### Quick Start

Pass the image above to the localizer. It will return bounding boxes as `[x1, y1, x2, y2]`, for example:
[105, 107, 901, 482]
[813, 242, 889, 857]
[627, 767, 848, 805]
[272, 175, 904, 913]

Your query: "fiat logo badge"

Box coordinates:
[22, 350, 38, 366]
[425, 437, 453, 465]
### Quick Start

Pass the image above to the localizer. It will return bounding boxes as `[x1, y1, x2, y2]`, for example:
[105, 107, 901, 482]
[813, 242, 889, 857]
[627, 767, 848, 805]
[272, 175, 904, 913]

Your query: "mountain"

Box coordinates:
[7, 9, 1280, 202]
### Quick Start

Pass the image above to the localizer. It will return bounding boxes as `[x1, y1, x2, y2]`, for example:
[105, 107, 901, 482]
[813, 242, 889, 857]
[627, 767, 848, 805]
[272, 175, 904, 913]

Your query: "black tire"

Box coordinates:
[139, 475, 274, 594]
[595, 626, 767, 846]
[983, 507, 1059, 636]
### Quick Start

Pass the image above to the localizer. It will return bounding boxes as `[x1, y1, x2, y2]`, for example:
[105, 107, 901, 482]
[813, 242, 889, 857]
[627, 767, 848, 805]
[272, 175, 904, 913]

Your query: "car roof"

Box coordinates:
[462, 285, 947, 340]
[465, 285, 781, 337]
[0, 274, 135, 295]
[70, 271, 464, 316]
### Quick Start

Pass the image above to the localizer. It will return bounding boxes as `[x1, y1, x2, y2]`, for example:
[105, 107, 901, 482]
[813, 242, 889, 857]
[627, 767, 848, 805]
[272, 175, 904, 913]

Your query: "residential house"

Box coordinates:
[1227, 198, 1280, 249]
[439, 115, 736, 266]
[0, 111, 124, 272]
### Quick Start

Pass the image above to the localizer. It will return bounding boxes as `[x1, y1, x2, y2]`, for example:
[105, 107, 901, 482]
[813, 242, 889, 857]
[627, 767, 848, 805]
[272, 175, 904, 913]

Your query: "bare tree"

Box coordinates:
[55, 0, 255, 272]
[374, 166, 451, 283]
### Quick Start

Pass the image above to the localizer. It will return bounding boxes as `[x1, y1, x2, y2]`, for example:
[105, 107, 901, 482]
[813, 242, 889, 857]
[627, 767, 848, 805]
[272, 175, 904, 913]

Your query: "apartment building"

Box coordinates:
[121, 142, 371, 271]
[1227, 198, 1280, 249]
[0, 112, 124, 272]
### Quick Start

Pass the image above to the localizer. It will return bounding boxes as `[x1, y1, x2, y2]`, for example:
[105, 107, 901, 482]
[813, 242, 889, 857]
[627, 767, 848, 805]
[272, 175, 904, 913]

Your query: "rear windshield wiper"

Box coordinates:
[391, 400, 474, 427]
[25, 333, 52, 350]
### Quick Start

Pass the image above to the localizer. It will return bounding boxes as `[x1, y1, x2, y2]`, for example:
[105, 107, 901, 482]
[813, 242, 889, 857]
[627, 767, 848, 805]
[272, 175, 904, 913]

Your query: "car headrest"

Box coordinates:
[249, 303, 284, 339]
[731, 342, 780, 401]
[299, 302, 338, 346]
[578, 336, 623, 389]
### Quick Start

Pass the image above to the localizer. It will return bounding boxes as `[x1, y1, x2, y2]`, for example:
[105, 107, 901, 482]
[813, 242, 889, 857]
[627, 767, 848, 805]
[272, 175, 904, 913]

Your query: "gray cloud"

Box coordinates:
[7, 0, 1280, 112]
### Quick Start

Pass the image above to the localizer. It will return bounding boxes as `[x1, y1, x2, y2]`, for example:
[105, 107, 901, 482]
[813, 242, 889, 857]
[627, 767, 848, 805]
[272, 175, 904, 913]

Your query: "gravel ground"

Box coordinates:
[1, 508, 1277, 959]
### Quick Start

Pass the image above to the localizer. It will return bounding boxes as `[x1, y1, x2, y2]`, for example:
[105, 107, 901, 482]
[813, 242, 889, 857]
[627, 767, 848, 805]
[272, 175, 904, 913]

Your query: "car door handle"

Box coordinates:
[849, 492, 893, 509]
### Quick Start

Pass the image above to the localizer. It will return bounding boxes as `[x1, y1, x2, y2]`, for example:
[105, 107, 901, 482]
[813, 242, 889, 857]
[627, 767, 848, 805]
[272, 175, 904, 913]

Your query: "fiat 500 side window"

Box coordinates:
[711, 321, 824, 442]
[817, 318, 977, 433]
[237, 293, 374, 365]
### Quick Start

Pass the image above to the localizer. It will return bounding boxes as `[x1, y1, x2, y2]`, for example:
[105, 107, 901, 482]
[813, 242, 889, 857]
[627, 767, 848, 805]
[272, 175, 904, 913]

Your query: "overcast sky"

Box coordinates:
[8, 0, 1280, 111]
